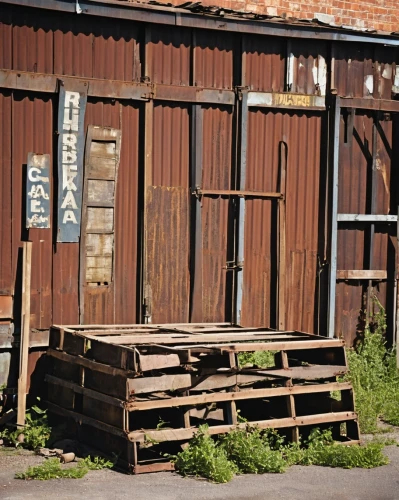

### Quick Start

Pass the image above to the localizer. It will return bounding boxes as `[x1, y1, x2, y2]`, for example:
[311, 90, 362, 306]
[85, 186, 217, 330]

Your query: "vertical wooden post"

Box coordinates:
[17, 241, 32, 427]
[281, 350, 299, 442]
[278, 142, 287, 331]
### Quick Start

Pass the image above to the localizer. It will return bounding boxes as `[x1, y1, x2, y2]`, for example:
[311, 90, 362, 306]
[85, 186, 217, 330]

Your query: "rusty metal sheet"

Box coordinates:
[333, 42, 374, 98]
[243, 34, 285, 92]
[198, 105, 233, 323]
[147, 25, 191, 86]
[53, 12, 94, 78]
[243, 109, 322, 333]
[0, 7, 12, 70]
[114, 102, 140, 324]
[12, 93, 53, 330]
[146, 186, 190, 323]
[11, 6, 54, 74]
[194, 30, 234, 89]
[92, 16, 141, 82]
[0, 91, 12, 295]
[335, 111, 395, 341]
[0, 296, 13, 319]
[290, 40, 327, 96]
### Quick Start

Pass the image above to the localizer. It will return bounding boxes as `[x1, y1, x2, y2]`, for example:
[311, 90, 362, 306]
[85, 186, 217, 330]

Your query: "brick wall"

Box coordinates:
[169, 0, 399, 33]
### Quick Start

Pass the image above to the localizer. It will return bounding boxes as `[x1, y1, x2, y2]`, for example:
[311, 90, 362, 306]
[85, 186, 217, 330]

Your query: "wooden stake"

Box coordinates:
[17, 241, 32, 427]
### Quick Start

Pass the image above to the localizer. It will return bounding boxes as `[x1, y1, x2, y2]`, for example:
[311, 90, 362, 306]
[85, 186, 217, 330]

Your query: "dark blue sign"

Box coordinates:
[57, 80, 88, 242]
[26, 153, 51, 229]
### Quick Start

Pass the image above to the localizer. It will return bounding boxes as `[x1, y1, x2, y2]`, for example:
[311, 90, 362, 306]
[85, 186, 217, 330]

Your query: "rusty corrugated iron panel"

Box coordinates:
[200, 105, 232, 322]
[12, 93, 53, 330]
[146, 102, 190, 322]
[291, 40, 327, 95]
[146, 186, 190, 323]
[334, 42, 374, 98]
[53, 15, 94, 78]
[335, 112, 394, 341]
[92, 17, 141, 82]
[0, 91, 12, 295]
[11, 6, 54, 74]
[114, 102, 141, 323]
[0, 7, 12, 70]
[147, 25, 191, 85]
[243, 34, 285, 92]
[243, 109, 321, 333]
[152, 103, 190, 186]
[194, 30, 234, 89]
[52, 244, 79, 325]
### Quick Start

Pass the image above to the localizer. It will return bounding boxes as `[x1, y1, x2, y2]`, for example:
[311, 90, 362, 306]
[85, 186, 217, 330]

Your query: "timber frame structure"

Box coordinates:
[0, 0, 399, 388]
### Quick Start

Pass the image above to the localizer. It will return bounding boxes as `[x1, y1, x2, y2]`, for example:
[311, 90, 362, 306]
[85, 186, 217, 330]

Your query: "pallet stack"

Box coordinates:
[46, 324, 359, 473]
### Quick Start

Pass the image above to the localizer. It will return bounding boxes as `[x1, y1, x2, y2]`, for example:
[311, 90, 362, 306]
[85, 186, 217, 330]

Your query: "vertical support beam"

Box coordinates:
[235, 90, 248, 325]
[143, 26, 153, 324]
[396, 203, 399, 368]
[328, 96, 341, 338]
[190, 104, 204, 322]
[17, 241, 32, 427]
[225, 352, 238, 425]
[278, 142, 287, 330]
[367, 116, 378, 316]
[281, 350, 299, 442]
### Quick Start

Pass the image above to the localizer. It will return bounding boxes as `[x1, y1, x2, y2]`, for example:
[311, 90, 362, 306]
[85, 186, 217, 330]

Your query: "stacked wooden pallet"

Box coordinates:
[46, 323, 359, 473]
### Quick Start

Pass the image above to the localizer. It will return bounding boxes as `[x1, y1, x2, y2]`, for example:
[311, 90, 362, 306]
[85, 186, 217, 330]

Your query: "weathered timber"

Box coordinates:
[129, 411, 358, 443]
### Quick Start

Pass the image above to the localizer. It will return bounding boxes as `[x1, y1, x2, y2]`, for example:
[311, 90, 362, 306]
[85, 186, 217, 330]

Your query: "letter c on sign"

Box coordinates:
[28, 167, 42, 182]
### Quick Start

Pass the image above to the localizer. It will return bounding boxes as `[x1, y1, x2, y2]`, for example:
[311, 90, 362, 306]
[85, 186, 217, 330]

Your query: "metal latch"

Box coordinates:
[223, 261, 243, 271]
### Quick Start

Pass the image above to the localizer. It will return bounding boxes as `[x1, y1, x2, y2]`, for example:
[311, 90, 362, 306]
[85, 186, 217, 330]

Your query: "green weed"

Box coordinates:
[1, 400, 51, 450]
[343, 299, 399, 433]
[238, 351, 277, 368]
[172, 425, 237, 483]
[15, 455, 113, 480]
[220, 426, 287, 474]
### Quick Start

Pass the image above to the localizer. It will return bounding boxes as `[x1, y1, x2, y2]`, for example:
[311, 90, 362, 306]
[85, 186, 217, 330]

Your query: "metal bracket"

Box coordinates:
[223, 261, 243, 271]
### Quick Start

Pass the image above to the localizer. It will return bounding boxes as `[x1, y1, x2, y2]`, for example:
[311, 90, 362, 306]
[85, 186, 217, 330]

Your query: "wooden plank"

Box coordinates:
[128, 374, 192, 394]
[138, 353, 181, 371]
[134, 462, 175, 474]
[47, 349, 136, 377]
[281, 351, 299, 442]
[218, 339, 345, 352]
[337, 214, 397, 222]
[45, 375, 125, 408]
[86, 234, 114, 257]
[336, 270, 387, 280]
[86, 207, 114, 233]
[278, 142, 287, 330]
[17, 241, 32, 427]
[196, 189, 282, 199]
[87, 180, 115, 204]
[128, 411, 358, 443]
[86, 256, 113, 283]
[251, 365, 347, 379]
[89, 334, 313, 345]
[46, 402, 127, 438]
[126, 382, 353, 411]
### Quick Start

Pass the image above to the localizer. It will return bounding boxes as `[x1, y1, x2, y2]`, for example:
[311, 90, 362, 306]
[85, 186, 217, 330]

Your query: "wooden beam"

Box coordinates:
[17, 241, 32, 427]
[128, 411, 358, 443]
[336, 270, 388, 280]
[126, 382, 353, 411]
[128, 374, 192, 394]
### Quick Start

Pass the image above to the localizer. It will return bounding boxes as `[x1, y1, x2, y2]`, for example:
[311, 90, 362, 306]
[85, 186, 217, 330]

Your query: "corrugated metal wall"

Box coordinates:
[0, 2, 398, 363]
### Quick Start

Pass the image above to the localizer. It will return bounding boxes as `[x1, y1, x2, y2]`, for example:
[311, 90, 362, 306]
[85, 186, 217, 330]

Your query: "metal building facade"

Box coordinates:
[0, 0, 399, 385]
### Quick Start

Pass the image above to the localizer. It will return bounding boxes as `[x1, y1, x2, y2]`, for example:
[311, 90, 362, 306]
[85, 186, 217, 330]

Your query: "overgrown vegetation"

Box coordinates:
[15, 456, 113, 480]
[1, 400, 51, 450]
[238, 350, 277, 368]
[343, 298, 399, 433]
[172, 425, 389, 483]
